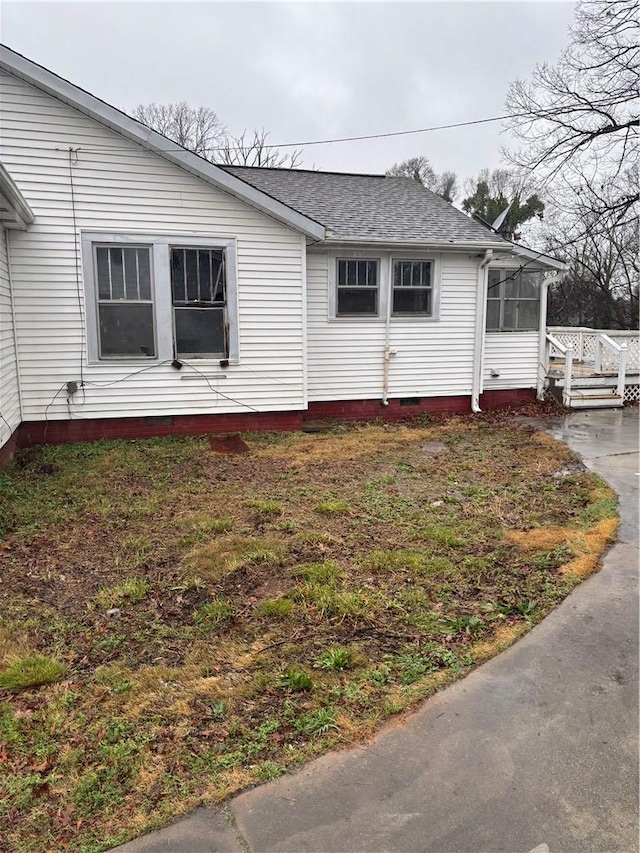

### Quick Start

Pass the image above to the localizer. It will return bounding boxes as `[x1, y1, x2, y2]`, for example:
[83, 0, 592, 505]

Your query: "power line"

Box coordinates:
[212, 114, 517, 151]
[58, 112, 519, 156]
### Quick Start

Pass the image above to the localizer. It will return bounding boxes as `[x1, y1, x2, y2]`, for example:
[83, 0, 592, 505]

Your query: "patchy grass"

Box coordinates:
[0, 417, 618, 852]
[0, 656, 66, 691]
[94, 578, 150, 610]
[314, 500, 351, 515]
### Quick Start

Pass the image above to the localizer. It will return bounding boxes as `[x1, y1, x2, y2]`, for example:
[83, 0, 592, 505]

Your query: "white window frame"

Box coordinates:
[327, 250, 442, 322]
[391, 257, 438, 318]
[92, 242, 157, 359]
[170, 246, 228, 359]
[486, 266, 542, 333]
[331, 256, 382, 319]
[82, 232, 239, 364]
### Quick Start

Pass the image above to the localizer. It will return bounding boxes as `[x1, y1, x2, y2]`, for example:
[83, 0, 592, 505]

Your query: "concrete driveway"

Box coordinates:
[115, 407, 639, 853]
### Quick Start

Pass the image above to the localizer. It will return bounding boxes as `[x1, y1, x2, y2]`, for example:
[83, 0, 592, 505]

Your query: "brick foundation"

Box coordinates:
[16, 410, 305, 448]
[3, 388, 538, 462]
[0, 428, 19, 469]
[306, 395, 472, 421]
[479, 388, 536, 409]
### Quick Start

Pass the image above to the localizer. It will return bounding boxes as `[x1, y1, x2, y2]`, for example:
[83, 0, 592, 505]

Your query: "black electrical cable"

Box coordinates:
[68, 148, 85, 389]
[180, 361, 260, 413]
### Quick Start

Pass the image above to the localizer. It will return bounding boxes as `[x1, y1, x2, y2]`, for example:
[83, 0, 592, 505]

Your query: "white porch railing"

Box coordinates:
[545, 333, 574, 406]
[546, 327, 638, 404]
[594, 334, 628, 399]
[547, 327, 639, 371]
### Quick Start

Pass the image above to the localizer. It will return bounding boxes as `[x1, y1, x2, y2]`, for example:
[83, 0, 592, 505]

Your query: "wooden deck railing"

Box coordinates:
[547, 327, 639, 371]
[546, 328, 635, 404]
[545, 333, 574, 406]
[594, 334, 628, 399]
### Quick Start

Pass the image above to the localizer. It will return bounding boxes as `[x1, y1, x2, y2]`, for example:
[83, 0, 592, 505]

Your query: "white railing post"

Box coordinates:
[594, 335, 602, 373]
[563, 345, 574, 406]
[617, 343, 628, 400]
[578, 330, 584, 362]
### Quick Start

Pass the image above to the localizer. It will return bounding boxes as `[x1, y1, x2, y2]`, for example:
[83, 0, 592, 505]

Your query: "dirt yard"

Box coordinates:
[0, 414, 618, 852]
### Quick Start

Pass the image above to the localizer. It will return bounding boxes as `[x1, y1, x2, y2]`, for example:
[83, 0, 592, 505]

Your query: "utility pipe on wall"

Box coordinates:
[381, 256, 395, 406]
[3, 227, 24, 427]
[471, 249, 493, 413]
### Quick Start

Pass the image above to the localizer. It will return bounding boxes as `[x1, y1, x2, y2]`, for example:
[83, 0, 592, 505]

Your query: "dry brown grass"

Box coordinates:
[255, 424, 442, 467]
[507, 515, 618, 580]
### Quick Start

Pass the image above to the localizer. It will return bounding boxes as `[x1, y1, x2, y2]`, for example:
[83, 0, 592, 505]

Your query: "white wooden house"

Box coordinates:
[0, 44, 568, 464]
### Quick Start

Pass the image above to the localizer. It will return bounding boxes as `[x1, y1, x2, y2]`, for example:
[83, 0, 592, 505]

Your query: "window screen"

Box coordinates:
[95, 245, 155, 357]
[336, 259, 379, 316]
[170, 248, 227, 357]
[392, 260, 433, 315]
[486, 268, 542, 331]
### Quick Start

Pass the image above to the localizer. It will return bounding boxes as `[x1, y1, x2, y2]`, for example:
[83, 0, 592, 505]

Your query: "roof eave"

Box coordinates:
[0, 45, 325, 241]
[320, 236, 511, 251]
[0, 161, 35, 229]
[495, 242, 567, 271]
[319, 238, 566, 269]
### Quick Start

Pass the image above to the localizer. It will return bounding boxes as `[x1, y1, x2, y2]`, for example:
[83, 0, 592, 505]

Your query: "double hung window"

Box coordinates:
[86, 235, 238, 362]
[486, 268, 542, 331]
[392, 259, 433, 316]
[95, 245, 155, 357]
[170, 248, 227, 357]
[333, 256, 439, 319]
[336, 259, 379, 316]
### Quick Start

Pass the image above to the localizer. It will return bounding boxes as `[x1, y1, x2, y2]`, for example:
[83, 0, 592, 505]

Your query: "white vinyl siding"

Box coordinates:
[483, 333, 539, 390]
[0, 69, 306, 422]
[0, 224, 21, 447]
[307, 249, 477, 401]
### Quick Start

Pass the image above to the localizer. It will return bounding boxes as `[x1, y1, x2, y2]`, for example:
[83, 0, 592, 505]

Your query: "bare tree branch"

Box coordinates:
[130, 105, 302, 169]
[130, 102, 225, 159]
[214, 129, 302, 168]
[505, 0, 639, 220]
[386, 156, 459, 202]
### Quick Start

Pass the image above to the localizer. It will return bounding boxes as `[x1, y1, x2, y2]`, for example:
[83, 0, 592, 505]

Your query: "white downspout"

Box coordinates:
[537, 274, 551, 401]
[3, 227, 24, 426]
[537, 270, 566, 401]
[381, 256, 395, 405]
[471, 249, 493, 413]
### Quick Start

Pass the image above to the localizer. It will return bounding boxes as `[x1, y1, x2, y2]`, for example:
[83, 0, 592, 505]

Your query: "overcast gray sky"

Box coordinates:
[2, 1, 576, 184]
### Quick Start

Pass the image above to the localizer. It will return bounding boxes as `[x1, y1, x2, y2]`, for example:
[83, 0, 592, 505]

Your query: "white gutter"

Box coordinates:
[0, 163, 35, 229]
[322, 238, 508, 252]
[3, 227, 24, 427]
[501, 242, 568, 272]
[471, 249, 493, 413]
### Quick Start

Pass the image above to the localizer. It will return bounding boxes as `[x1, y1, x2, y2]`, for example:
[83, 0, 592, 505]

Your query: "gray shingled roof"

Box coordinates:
[220, 166, 508, 244]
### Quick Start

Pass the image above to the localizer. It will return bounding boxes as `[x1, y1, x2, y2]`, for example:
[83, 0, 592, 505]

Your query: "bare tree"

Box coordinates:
[131, 105, 302, 169]
[462, 168, 544, 240]
[506, 0, 639, 220]
[544, 167, 639, 328]
[131, 102, 225, 160]
[386, 156, 458, 202]
[215, 129, 302, 168]
[387, 156, 436, 186]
